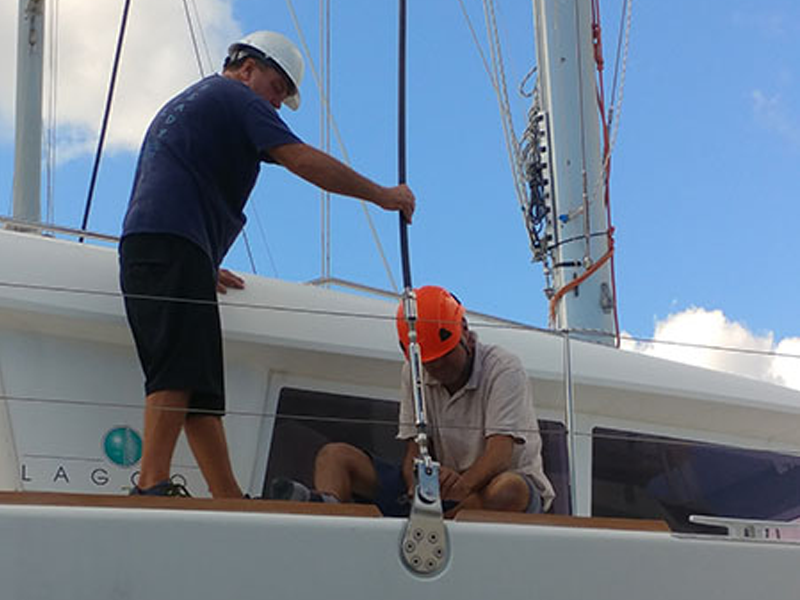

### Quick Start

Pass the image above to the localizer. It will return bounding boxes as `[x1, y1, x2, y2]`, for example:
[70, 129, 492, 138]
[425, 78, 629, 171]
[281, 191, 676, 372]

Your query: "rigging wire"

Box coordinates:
[284, 0, 398, 293]
[189, 0, 214, 72]
[456, 0, 498, 91]
[480, 0, 529, 216]
[44, 0, 60, 226]
[249, 203, 280, 277]
[607, 0, 632, 160]
[324, 0, 332, 282]
[181, 0, 206, 76]
[79, 0, 132, 241]
[241, 227, 258, 275]
[319, 0, 332, 283]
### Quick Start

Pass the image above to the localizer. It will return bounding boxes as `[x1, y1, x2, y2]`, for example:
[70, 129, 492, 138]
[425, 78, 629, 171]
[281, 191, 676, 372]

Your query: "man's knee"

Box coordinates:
[313, 443, 377, 500]
[314, 442, 364, 472]
[481, 472, 530, 512]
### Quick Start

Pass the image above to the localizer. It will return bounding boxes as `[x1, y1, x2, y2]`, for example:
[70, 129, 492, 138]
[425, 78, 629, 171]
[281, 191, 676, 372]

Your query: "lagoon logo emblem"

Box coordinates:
[103, 426, 142, 467]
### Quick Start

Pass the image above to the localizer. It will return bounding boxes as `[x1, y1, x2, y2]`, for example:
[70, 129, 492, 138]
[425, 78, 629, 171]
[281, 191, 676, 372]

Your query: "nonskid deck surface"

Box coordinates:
[0, 491, 669, 532]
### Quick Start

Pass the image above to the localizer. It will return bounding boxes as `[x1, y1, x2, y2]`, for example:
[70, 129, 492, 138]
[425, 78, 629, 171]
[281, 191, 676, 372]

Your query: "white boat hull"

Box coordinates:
[1, 503, 798, 599]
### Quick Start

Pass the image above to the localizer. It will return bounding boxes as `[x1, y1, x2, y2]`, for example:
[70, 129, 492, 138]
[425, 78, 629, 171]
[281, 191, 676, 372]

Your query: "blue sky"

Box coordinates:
[1, 0, 799, 379]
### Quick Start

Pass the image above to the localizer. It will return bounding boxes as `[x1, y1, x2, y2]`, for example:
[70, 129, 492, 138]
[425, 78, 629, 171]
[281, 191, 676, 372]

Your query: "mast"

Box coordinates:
[10, 0, 45, 228]
[530, 0, 616, 344]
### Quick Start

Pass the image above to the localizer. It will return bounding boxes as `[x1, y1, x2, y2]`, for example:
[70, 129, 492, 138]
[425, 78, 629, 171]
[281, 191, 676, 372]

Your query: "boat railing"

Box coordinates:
[0, 215, 119, 244]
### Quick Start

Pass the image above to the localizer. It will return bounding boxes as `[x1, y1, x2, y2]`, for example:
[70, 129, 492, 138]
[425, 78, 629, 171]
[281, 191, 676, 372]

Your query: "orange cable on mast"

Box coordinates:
[548, 233, 614, 326]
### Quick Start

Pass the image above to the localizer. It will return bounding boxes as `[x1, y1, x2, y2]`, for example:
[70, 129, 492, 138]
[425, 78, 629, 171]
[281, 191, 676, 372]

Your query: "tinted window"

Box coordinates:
[592, 427, 800, 532]
[263, 388, 405, 496]
[540, 421, 570, 514]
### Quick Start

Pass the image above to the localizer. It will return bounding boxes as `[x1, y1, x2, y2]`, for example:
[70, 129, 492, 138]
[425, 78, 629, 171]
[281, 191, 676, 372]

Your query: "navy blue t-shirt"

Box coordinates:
[122, 74, 302, 267]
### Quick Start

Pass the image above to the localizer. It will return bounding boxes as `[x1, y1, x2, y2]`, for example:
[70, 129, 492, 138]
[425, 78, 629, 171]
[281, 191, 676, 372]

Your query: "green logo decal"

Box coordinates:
[103, 427, 142, 467]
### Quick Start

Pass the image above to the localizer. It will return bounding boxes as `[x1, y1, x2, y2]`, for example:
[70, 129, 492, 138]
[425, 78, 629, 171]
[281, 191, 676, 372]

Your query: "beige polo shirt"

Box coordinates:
[398, 337, 556, 511]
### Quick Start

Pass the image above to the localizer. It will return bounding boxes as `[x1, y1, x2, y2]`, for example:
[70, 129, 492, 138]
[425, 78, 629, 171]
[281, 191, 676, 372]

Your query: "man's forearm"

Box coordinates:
[458, 435, 514, 495]
[271, 143, 388, 205]
[402, 440, 418, 492]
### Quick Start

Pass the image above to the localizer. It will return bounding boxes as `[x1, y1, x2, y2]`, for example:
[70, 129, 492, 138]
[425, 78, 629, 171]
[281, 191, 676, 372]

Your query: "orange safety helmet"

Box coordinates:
[396, 286, 466, 363]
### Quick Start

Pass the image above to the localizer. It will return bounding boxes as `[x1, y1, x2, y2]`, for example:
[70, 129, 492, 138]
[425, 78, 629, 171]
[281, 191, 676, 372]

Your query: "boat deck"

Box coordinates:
[0, 491, 668, 531]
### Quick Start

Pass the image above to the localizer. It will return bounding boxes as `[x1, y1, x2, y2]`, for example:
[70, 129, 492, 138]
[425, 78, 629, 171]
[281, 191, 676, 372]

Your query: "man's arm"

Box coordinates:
[268, 143, 415, 223]
[401, 439, 419, 494]
[443, 435, 515, 502]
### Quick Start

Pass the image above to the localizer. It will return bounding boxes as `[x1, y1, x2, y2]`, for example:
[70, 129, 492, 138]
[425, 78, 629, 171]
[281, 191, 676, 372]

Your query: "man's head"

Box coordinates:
[223, 31, 304, 110]
[396, 286, 474, 389]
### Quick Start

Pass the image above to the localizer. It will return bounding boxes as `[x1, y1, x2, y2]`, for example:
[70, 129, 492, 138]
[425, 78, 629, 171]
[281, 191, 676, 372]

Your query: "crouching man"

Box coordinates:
[269, 286, 555, 517]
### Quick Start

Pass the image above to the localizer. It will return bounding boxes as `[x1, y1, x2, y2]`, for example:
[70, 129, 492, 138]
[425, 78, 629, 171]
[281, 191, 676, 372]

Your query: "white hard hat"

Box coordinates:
[228, 31, 304, 110]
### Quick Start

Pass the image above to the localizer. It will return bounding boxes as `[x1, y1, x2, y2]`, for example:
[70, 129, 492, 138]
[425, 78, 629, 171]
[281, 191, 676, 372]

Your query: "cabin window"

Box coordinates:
[262, 387, 405, 496]
[539, 420, 570, 514]
[263, 387, 570, 511]
[591, 427, 800, 532]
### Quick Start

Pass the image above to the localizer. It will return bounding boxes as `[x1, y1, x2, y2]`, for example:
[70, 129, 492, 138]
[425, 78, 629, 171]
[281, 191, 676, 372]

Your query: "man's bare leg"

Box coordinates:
[480, 472, 530, 511]
[313, 442, 378, 501]
[184, 414, 242, 498]
[447, 472, 530, 517]
[137, 390, 190, 489]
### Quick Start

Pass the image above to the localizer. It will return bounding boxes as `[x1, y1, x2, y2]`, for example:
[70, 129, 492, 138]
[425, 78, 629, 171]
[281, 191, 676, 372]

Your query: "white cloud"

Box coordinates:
[622, 307, 800, 392]
[1, 0, 241, 156]
[771, 337, 800, 391]
[751, 89, 800, 147]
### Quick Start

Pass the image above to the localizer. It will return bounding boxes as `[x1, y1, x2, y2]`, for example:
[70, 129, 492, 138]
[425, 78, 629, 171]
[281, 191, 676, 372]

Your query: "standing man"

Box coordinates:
[269, 286, 555, 517]
[120, 31, 415, 498]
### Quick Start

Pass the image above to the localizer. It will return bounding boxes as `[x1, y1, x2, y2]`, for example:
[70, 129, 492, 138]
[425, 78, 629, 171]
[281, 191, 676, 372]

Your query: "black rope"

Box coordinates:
[79, 0, 132, 242]
[397, 0, 412, 290]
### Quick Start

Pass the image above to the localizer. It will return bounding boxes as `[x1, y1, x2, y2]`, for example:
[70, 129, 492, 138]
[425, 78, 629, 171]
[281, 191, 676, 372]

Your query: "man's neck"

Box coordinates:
[444, 339, 475, 395]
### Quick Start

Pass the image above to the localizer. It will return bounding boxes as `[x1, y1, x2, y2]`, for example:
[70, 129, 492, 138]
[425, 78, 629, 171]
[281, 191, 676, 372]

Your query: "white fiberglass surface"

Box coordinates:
[0, 505, 799, 600]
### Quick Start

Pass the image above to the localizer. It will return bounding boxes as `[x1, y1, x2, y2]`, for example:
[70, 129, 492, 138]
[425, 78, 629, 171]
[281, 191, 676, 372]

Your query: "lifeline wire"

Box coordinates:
[6, 392, 800, 461]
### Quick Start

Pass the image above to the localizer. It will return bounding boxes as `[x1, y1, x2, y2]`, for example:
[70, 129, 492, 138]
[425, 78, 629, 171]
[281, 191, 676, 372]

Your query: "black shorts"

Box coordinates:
[119, 233, 225, 415]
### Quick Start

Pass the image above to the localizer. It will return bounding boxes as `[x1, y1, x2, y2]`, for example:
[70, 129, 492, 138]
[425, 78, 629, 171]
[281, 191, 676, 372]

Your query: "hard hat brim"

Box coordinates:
[284, 91, 300, 111]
